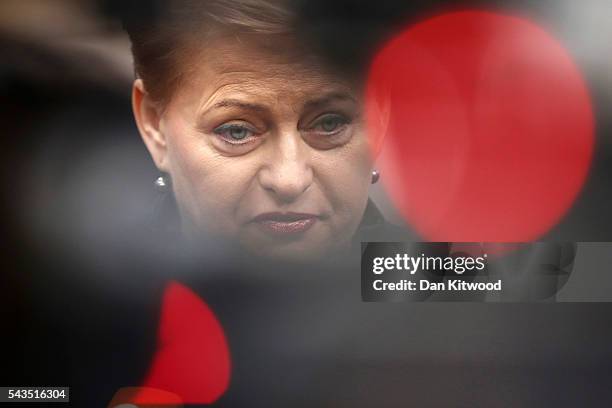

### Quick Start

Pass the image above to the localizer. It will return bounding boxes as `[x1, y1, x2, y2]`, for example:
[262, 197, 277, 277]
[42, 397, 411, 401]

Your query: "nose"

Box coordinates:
[258, 130, 313, 203]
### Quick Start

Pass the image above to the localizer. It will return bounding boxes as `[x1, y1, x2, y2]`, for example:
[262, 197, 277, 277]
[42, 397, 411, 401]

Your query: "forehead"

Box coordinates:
[172, 34, 360, 106]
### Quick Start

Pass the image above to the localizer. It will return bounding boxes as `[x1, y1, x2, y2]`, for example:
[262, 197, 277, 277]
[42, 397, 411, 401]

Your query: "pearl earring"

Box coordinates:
[371, 170, 380, 184]
[154, 175, 169, 192]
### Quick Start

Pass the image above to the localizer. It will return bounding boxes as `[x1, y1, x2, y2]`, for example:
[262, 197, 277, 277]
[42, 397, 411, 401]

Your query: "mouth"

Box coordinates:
[251, 212, 318, 236]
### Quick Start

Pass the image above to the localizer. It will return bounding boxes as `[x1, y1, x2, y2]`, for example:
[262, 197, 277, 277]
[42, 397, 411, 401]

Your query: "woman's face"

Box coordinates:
[135, 35, 373, 260]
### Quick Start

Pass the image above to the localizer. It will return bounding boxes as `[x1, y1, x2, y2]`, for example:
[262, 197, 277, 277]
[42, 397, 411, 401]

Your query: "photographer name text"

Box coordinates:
[373, 279, 502, 292]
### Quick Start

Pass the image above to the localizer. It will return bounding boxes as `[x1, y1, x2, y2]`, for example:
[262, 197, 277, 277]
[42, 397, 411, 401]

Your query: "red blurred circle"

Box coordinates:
[141, 281, 231, 404]
[366, 10, 594, 241]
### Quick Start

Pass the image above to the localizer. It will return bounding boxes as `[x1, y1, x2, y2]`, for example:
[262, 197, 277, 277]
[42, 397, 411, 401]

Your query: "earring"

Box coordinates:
[154, 175, 170, 192]
[371, 169, 380, 184]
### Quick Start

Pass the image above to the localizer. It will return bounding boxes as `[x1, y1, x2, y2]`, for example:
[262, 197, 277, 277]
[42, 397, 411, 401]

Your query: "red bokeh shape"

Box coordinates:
[366, 10, 594, 241]
[138, 281, 231, 405]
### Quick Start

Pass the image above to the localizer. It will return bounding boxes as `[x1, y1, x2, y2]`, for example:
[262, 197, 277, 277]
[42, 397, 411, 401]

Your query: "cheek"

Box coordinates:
[316, 130, 372, 224]
[163, 119, 256, 232]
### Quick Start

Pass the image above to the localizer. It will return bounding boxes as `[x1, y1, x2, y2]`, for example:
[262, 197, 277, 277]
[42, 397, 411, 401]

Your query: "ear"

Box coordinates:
[132, 79, 170, 172]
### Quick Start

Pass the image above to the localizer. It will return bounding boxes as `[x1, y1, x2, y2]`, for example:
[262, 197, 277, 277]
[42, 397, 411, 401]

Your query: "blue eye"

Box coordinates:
[227, 126, 248, 140]
[214, 124, 255, 142]
[313, 114, 349, 134]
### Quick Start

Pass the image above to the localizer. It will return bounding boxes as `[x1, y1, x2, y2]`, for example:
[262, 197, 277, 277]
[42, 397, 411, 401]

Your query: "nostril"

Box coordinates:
[258, 162, 313, 202]
[260, 173, 313, 203]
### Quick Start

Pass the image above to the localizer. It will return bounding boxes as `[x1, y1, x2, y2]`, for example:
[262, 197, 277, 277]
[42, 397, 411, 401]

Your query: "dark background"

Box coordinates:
[1, 1, 611, 406]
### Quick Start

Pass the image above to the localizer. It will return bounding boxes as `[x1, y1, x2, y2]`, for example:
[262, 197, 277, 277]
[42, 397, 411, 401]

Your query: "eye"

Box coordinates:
[213, 123, 257, 144]
[302, 112, 355, 150]
[227, 126, 249, 140]
[311, 114, 349, 134]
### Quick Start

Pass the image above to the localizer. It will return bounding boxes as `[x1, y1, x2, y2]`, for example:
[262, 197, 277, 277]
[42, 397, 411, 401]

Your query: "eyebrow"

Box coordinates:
[209, 99, 268, 112]
[204, 92, 356, 116]
[303, 92, 358, 111]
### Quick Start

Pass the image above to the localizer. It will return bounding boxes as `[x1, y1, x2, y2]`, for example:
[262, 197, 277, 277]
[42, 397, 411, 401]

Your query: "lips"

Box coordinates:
[251, 212, 318, 235]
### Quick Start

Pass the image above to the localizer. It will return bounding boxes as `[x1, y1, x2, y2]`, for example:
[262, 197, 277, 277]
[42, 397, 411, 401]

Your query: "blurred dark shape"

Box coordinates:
[1, 1, 612, 407]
